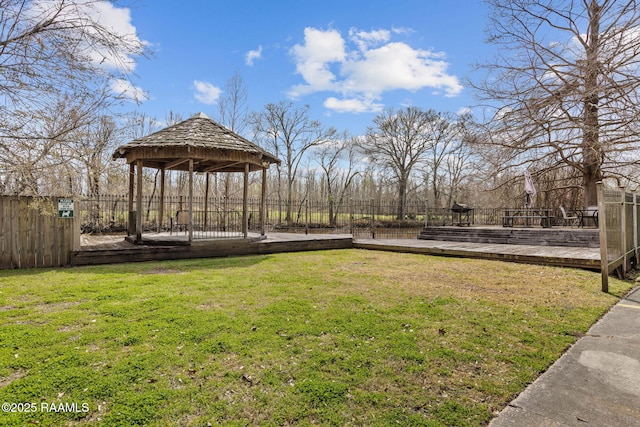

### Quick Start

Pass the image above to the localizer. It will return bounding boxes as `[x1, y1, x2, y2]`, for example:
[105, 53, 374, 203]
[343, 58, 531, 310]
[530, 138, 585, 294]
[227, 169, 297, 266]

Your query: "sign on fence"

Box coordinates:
[1, 196, 80, 269]
[58, 198, 74, 218]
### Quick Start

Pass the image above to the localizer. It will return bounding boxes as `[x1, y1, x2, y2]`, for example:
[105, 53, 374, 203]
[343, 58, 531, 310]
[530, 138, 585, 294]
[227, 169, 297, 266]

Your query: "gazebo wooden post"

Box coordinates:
[188, 159, 194, 243]
[136, 160, 143, 242]
[261, 167, 267, 236]
[159, 166, 165, 232]
[204, 173, 209, 230]
[128, 163, 135, 236]
[243, 163, 249, 239]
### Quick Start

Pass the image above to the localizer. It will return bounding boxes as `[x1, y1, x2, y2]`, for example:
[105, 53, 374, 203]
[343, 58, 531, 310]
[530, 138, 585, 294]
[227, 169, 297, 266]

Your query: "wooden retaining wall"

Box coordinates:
[0, 196, 80, 269]
[71, 235, 353, 266]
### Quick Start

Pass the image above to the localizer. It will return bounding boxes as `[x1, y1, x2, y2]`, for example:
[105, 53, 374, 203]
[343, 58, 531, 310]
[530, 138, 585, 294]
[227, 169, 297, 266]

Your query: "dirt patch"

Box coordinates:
[33, 301, 83, 313]
[141, 268, 184, 275]
[0, 370, 27, 388]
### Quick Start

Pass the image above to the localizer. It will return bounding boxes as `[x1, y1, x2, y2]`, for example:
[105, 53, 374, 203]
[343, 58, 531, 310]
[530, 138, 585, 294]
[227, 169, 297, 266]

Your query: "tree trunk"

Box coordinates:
[582, 0, 602, 207]
[328, 196, 336, 227]
[286, 167, 293, 226]
[286, 189, 293, 226]
[397, 176, 408, 220]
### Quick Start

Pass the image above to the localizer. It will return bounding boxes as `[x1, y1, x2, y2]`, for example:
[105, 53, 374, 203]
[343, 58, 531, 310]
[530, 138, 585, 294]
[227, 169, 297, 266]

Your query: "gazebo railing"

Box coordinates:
[169, 210, 245, 239]
[79, 194, 263, 237]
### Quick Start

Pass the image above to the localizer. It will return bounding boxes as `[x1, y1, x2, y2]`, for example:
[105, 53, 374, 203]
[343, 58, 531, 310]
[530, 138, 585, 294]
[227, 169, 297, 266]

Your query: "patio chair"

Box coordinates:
[559, 206, 579, 227]
[580, 206, 599, 228]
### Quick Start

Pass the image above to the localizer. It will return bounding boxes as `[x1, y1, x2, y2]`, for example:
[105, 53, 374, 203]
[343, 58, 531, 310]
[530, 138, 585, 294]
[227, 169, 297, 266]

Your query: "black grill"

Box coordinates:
[451, 202, 472, 213]
[451, 202, 473, 226]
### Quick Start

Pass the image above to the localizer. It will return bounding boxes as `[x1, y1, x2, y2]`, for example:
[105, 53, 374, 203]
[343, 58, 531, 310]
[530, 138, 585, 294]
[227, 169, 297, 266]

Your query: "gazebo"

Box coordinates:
[112, 112, 280, 244]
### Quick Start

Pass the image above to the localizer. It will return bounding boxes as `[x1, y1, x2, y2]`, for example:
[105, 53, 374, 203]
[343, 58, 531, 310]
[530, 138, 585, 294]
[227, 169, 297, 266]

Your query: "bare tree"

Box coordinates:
[0, 87, 111, 194]
[217, 71, 250, 206]
[218, 71, 250, 136]
[472, 0, 640, 206]
[252, 101, 335, 225]
[443, 138, 476, 208]
[122, 112, 162, 141]
[315, 132, 361, 226]
[0, 0, 146, 107]
[361, 107, 443, 219]
[63, 114, 120, 226]
[0, 0, 148, 194]
[75, 115, 118, 198]
[420, 112, 472, 208]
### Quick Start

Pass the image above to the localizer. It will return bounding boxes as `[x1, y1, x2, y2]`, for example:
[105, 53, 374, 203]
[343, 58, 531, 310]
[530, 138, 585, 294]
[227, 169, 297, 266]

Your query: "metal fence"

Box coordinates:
[597, 183, 640, 292]
[78, 195, 596, 242]
[77, 195, 536, 240]
[79, 196, 463, 239]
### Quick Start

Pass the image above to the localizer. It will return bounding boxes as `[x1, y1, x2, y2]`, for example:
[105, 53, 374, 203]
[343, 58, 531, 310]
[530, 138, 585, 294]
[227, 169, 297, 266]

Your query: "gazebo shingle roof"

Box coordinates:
[112, 112, 279, 172]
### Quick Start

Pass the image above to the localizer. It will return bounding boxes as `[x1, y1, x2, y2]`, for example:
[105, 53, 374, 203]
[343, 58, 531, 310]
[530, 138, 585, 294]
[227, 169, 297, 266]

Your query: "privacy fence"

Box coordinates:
[597, 182, 640, 292]
[0, 196, 80, 269]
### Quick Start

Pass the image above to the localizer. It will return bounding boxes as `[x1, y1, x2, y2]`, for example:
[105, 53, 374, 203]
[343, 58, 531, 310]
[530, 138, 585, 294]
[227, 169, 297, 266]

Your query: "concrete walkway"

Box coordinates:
[490, 287, 640, 426]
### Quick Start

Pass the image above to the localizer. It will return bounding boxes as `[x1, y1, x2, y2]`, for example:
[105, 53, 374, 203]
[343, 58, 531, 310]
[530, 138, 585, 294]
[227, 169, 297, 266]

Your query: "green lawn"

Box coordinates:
[0, 250, 632, 426]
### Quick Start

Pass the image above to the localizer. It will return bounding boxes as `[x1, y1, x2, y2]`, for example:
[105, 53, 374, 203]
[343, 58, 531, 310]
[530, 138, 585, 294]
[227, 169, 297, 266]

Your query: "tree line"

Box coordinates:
[3, 0, 640, 220]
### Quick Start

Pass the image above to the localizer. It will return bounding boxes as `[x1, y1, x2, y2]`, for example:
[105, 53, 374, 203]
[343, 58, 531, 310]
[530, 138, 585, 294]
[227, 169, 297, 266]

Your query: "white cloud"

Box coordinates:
[391, 26, 414, 36]
[290, 28, 345, 95]
[289, 27, 463, 114]
[349, 28, 391, 51]
[343, 42, 462, 96]
[193, 80, 222, 105]
[246, 45, 263, 66]
[28, 0, 146, 73]
[324, 97, 384, 114]
[110, 79, 148, 103]
[85, 1, 144, 72]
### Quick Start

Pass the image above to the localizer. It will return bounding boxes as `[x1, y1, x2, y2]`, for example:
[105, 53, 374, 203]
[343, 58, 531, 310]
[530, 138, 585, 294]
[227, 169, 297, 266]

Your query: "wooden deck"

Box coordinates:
[354, 238, 601, 270]
[71, 233, 353, 266]
[73, 231, 602, 271]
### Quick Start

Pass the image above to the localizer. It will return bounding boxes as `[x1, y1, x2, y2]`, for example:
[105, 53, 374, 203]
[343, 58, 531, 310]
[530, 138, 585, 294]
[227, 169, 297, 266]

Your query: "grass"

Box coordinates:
[0, 250, 632, 426]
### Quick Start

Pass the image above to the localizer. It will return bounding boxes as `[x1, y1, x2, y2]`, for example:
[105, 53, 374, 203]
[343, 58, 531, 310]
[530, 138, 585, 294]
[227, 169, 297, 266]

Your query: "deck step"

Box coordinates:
[418, 227, 599, 248]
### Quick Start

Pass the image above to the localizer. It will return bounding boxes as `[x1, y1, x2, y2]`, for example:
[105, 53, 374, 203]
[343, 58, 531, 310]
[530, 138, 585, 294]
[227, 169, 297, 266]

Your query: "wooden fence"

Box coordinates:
[0, 196, 80, 269]
[597, 182, 640, 292]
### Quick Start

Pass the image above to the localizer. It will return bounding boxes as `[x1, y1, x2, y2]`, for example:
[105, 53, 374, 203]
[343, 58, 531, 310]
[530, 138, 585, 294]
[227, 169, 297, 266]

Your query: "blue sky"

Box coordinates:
[113, 0, 493, 135]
